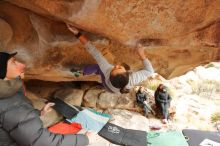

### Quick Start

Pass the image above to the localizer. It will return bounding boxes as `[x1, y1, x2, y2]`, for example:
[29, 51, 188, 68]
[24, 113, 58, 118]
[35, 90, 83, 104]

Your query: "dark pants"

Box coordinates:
[83, 64, 113, 92]
[137, 102, 154, 116]
[159, 102, 170, 120]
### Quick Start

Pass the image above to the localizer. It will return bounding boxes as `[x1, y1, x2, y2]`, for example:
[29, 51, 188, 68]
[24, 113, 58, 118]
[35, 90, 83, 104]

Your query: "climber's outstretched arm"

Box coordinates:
[67, 24, 113, 74]
[67, 24, 88, 44]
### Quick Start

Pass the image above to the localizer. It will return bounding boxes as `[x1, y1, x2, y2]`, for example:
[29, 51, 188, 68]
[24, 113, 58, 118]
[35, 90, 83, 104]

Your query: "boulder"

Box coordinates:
[97, 92, 120, 109]
[105, 109, 149, 131]
[54, 88, 84, 106]
[83, 88, 103, 108]
[0, 1, 219, 81]
[115, 93, 135, 109]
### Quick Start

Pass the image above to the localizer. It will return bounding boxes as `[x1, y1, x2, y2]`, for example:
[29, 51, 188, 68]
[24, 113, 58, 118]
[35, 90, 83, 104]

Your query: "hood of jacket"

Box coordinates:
[0, 78, 23, 99]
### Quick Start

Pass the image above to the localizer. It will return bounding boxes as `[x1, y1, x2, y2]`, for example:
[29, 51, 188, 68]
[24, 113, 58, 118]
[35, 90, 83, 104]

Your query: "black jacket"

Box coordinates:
[154, 90, 172, 104]
[136, 91, 147, 105]
[0, 78, 89, 146]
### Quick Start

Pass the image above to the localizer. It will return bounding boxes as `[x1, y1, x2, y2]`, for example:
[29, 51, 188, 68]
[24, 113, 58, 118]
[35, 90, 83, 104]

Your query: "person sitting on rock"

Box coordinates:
[67, 24, 154, 94]
[0, 51, 97, 146]
[154, 84, 172, 124]
[135, 86, 155, 117]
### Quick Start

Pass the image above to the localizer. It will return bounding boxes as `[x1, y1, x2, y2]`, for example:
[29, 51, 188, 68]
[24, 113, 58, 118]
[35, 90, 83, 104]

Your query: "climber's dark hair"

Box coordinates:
[156, 84, 167, 92]
[110, 72, 130, 94]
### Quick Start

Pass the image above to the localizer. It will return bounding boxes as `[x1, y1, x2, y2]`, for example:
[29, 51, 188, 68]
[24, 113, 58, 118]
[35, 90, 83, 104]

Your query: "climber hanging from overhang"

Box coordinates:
[67, 24, 155, 94]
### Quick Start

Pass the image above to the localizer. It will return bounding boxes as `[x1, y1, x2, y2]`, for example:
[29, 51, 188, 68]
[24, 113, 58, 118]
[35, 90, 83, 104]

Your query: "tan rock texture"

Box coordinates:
[0, 0, 219, 80]
[83, 89, 103, 108]
[54, 88, 84, 106]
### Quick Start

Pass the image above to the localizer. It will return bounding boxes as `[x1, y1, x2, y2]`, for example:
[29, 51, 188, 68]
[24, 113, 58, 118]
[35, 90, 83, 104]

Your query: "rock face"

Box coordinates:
[0, 0, 219, 81]
[7, 0, 220, 46]
[54, 88, 84, 106]
[105, 109, 149, 131]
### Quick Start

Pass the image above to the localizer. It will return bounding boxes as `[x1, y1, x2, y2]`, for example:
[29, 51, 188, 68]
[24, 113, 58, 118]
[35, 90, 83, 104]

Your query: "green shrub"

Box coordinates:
[211, 112, 220, 123]
[188, 79, 217, 98]
[205, 63, 215, 68]
[145, 79, 162, 91]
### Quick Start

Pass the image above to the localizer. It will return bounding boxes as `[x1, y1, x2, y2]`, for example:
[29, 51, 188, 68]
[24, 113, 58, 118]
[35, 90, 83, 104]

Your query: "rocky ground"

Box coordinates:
[26, 62, 220, 145]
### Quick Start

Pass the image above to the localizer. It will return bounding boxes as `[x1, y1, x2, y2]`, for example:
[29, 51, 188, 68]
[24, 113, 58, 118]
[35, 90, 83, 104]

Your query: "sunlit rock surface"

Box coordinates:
[0, 1, 219, 81]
